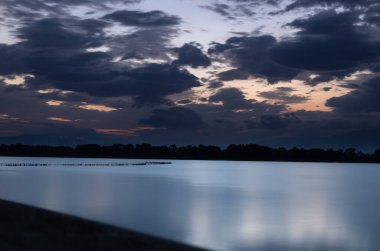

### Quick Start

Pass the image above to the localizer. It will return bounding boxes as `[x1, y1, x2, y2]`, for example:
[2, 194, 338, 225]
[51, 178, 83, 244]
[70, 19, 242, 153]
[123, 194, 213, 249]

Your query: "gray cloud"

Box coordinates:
[271, 10, 380, 72]
[1, 0, 380, 151]
[285, 0, 379, 11]
[0, 15, 198, 106]
[210, 10, 380, 84]
[201, 0, 278, 20]
[258, 87, 309, 104]
[326, 76, 380, 113]
[209, 35, 299, 83]
[0, 44, 29, 75]
[201, 4, 235, 20]
[217, 69, 250, 81]
[103, 10, 181, 26]
[260, 113, 300, 129]
[26, 60, 200, 104]
[209, 88, 255, 110]
[207, 81, 224, 89]
[18, 18, 108, 49]
[114, 27, 179, 61]
[139, 107, 206, 130]
[0, 121, 127, 146]
[1, 0, 142, 24]
[201, 88, 287, 127]
[173, 43, 211, 68]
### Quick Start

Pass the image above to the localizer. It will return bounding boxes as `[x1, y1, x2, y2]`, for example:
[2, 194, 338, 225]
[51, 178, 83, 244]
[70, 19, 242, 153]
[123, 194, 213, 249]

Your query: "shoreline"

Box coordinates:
[0, 155, 379, 165]
[0, 199, 206, 251]
[0, 143, 378, 164]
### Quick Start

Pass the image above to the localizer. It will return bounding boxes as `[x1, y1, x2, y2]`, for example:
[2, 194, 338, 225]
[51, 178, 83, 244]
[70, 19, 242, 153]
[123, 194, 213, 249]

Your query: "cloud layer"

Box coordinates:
[0, 0, 379, 151]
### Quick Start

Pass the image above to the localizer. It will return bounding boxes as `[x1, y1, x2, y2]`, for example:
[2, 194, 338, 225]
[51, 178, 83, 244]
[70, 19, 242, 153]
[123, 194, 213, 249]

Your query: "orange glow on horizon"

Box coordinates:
[79, 104, 117, 112]
[96, 127, 157, 136]
[48, 117, 72, 122]
[46, 100, 64, 106]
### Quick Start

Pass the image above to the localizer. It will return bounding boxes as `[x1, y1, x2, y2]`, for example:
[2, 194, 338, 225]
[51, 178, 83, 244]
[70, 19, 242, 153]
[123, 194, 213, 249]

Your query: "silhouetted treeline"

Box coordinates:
[0, 144, 380, 163]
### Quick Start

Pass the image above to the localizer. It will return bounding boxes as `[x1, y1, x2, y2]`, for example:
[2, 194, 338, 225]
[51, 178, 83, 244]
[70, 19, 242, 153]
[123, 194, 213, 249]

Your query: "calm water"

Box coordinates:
[0, 157, 380, 251]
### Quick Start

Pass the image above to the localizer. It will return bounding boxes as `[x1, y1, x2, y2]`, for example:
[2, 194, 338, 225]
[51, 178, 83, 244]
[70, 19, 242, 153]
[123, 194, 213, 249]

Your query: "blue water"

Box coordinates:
[0, 157, 380, 251]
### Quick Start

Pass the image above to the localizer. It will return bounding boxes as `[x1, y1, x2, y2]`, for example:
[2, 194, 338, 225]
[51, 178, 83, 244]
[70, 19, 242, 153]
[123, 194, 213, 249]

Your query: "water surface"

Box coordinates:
[0, 157, 379, 251]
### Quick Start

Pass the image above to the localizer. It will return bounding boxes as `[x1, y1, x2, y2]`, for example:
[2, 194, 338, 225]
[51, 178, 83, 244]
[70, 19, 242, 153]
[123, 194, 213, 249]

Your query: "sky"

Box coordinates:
[0, 0, 380, 151]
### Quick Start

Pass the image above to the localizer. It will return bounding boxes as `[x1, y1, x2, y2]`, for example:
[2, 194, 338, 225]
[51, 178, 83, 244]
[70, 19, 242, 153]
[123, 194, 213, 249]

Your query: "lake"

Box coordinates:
[0, 157, 379, 251]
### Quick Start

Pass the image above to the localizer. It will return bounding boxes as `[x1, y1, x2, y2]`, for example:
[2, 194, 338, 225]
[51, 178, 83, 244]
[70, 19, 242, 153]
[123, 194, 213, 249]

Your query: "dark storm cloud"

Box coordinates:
[139, 107, 205, 130]
[283, 0, 380, 51]
[168, 88, 302, 143]
[258, 87, 309, 104]
[123, 64, 201, 105]
[2, 0, 380, 151]
[161, 95, 302, 146]
[260, 113, 300, 129]
[74, 18, 112, 34]
[173, 43, 211, 68]
[201, 0, 278, 20]
[244, 119, 258, 129]
[24, 51, 113, 85]
[209, 88, 255, 110]
[326, 76, 380, 113]
[113, 27, 179, 61]
[26, 59, 200, 104]
[0, 14, 198, 106]
[365, 15, 380, 26]
[271, 10, 380, 72]
[103, 10, 181, 26]
[0, 0, 142, 26]
[217, 69, 250, 81]
[0, 119, 95, 136]
[273, 110, 380, 151]
[0, 121, 122, 146]
[229, 109, 380, 151]
[211, 10, 380, 83]
[0, 44, 29, 75]
[305, 71, 352, 86]
[0, 83, 109, 123]
[0, 81, 154, 140]
[207, 81, 224, 89]
[285, 0, 379, 11]
[177, 99, 192, 105]
[17, 18, 106, 50]
[206, 88, 286, 120]
[2, 2, 179, 60]
[36, 89, 131, 109]
[209, 35, 299, 83]
[2, 0, 141, 16]
[245, 112, 302, 131]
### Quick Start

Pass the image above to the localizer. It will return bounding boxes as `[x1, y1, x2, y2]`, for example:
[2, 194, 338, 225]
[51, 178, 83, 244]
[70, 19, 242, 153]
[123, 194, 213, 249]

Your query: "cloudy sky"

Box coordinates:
[0, 0, 380, 151]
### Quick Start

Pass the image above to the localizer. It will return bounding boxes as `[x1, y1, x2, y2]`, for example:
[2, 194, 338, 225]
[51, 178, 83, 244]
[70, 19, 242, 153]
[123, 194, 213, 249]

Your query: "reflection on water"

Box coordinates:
[0, 157, 380, 251]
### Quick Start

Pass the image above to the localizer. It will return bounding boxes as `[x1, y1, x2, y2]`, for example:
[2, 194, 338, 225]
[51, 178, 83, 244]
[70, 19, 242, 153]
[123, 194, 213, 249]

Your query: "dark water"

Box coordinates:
[0, 157, 379, 251]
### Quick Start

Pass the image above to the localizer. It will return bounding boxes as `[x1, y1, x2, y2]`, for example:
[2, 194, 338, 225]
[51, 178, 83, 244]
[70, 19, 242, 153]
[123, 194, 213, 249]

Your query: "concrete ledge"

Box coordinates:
[0, 199, 207, 251]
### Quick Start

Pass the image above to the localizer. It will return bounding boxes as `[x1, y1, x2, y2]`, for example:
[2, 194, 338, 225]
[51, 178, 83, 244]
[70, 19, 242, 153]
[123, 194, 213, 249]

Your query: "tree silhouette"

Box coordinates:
[0, 143, 378, 163]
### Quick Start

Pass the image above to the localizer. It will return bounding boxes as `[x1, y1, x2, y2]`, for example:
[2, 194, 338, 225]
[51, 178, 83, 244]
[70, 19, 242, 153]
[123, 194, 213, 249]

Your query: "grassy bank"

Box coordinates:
[0, 199, 206, 251]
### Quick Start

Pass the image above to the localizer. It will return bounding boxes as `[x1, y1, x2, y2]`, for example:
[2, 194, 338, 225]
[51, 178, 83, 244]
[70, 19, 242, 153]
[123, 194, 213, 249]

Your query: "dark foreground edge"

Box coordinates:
[0, 199, 207, 251]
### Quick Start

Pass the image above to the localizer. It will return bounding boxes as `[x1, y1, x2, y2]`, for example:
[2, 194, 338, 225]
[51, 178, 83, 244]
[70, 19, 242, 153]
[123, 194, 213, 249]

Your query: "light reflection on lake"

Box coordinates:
[0, 157, 380, 251]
